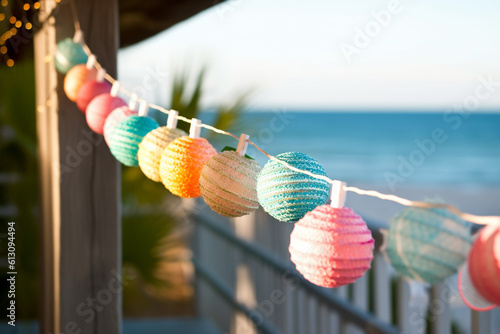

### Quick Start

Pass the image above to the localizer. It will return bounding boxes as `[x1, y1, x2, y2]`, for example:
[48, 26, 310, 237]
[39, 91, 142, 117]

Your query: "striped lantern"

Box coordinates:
[103, 106, 136, 144]
[257, 152, 330, 222]
[200, 148, 261, 217]
[458, 223, 500, 310]
[64, 64, 97, 102]
[385, 206, 472, 284]
[289, 205, 374, 288]
[54, 37, 88, 74]
[108, 115, 159, 166]
[138, 127, 186, 182]
[86, 94, 127, 134]
[160, 120, 217, 198]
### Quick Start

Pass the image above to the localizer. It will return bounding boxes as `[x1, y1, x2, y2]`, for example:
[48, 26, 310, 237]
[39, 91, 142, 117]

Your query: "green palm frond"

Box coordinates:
[209, 90, 253, 139]
[170, 67, 206, 133]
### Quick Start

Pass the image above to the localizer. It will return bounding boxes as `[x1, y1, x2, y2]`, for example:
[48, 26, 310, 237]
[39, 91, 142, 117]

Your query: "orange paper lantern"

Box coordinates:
[159, 120, 216, 198]
[64, 64, 97, 102]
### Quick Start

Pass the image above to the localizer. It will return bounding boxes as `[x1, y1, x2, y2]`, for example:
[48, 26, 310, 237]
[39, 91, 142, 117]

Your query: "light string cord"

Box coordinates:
[64, 0, 499, 226]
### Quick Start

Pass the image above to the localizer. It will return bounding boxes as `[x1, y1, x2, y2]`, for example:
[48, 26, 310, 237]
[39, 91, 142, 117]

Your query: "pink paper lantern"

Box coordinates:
[289, 205, 374, 288]
[76, 80, 111, 113]
[459, 223, 500, 310]
[86, 94, 126, 134]
[64, 64, 97, 102]
[103, 106, 136, 144]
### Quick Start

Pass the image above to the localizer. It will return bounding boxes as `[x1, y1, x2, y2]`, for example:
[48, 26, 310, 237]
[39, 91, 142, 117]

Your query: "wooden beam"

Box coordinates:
[118, 0, 227, 47]
[35, 0, 121, 333]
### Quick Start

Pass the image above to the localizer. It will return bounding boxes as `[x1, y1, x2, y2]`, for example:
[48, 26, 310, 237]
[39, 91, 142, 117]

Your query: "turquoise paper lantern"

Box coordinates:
[257, 152, 330, 222]
[54, 38, 88, 74]
[385, 206, 472, 284]
[107, 115, 159, 166]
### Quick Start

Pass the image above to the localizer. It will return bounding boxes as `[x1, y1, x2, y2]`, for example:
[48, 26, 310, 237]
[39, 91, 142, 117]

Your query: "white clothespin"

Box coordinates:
[138, 100, 148, 117]
[73, 30, 84, 43]
[330, 180, 347, 208]
[85, 54, 96, 69]
[189, 118, 202, 139]
[167, 110, 179, 129]
[96, 68, 106, 82]
[110, 81, 120, 97]
[236, 134, 249, 156]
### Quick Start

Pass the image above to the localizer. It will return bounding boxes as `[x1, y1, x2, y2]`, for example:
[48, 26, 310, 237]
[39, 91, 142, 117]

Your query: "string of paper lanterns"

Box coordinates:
[50, 6, 500, 309]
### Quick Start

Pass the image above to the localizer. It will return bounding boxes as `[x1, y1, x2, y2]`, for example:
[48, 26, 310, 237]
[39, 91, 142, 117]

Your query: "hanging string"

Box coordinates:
[68, 0, 81, 33]
[61, 0, 500, 226]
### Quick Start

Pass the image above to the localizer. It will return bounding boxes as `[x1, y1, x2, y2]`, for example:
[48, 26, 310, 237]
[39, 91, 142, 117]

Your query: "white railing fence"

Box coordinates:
[191, 205, 499, 334]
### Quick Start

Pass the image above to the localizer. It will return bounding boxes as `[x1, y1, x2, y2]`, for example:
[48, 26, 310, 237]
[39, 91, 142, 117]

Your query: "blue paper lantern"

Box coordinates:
[385, 206, 472, 284]
[257, 152, 330, 222]
[54, 38, 88, 74]
[108, 115, 159, 166]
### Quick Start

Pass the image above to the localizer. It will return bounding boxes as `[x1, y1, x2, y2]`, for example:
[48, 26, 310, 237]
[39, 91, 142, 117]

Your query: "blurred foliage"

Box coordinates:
[170, 68, 206, 134]
[0, 57, 39, 319]
[169, 67, 252, 137]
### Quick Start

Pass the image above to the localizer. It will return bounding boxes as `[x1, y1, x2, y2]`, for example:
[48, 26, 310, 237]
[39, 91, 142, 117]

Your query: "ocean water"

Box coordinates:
[204, 111, 500, 188]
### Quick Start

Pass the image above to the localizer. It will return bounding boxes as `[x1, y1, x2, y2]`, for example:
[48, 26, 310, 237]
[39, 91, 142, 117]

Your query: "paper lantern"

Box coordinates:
[385, 206, 472, 284]
[108, 115, 159, 166]
[138, 111, 186, 182]
[160, 119, 217, 198]
[64, 64, 97, 102]
[86, 94, 127, 134]
[257, 152, 330, 222]
[458, 223, 500, 310]
[77, 80, 111, 112]
[289, 205, 374, 288]
[103, 106, 136, 144]
[54, 37, 88, 74]
[200, 135, 261, 217]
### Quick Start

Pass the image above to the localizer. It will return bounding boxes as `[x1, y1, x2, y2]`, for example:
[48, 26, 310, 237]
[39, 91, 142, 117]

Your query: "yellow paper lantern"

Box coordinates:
[138, 111, 186, 182]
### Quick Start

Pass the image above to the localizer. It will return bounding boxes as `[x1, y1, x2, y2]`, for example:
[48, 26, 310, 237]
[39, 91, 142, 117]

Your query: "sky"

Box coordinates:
[118, 0, 500, 111]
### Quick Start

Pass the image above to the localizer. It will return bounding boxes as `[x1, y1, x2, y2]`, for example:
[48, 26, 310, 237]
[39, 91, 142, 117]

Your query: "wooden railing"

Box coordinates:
[191, 206, 499, 334]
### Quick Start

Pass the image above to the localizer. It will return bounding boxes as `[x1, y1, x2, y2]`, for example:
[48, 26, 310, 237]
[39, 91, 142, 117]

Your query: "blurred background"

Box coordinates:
[0, 0, 499, 333]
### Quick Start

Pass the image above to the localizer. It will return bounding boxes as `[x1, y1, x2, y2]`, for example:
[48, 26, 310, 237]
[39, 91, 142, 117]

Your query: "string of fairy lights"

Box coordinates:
[33, 0, 500, 310]
[0, 0, 43, 67]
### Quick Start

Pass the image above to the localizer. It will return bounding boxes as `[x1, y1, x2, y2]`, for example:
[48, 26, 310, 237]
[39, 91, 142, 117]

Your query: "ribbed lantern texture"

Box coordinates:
[289, 206, 374, 288]
[468, 223, 500, 305]
[138, 127, 186, 182]
[160, 137, 217, 198]
[257, 152, 330, 222]
[103, 106, 136, 144]
[54, 38, 88, 74]
[77, 80, 111, 112]
[86, 94, 127, 134]
[108, 115, 159, 166]
[200, 151, 261, 217]
[64, 64, 97, 102]
[385, 206, 472, 284]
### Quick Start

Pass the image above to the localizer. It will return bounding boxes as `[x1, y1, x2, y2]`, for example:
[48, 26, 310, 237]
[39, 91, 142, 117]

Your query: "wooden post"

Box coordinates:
[35, 0, 121, 333]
